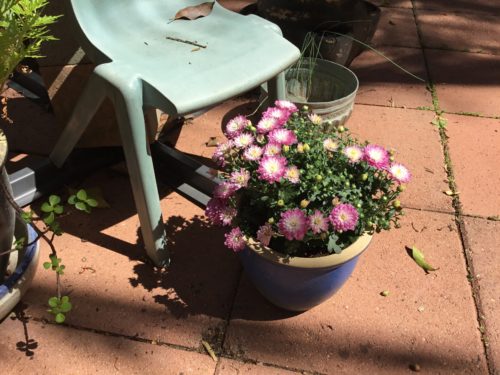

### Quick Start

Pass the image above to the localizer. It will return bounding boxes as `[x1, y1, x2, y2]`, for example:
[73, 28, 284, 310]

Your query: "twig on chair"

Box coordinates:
[165, 36, 207, 49]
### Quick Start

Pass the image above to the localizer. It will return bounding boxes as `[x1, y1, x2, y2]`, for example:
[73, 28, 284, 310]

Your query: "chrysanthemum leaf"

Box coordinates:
[411, 246, 438, 273]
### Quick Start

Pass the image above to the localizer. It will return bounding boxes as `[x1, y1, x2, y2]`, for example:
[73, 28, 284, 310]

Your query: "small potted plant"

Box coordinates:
[206, 101, 410, 311]
[1, 0, 58, 320]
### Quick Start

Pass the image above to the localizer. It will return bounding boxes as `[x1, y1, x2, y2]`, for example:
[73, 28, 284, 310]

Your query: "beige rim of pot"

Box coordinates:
[0, 130, 7, 170]
[245, 232, 373, 269]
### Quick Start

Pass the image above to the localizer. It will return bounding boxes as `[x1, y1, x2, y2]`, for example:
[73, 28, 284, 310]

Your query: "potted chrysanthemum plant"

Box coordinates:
[206, 101, 410, 311]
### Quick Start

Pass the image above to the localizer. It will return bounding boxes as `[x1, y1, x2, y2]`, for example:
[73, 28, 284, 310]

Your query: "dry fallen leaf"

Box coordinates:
[444, 190, 459, 196]
[171, 2, 214, 22]
[206, 136, 219, 147]
[201, 340, 217, 361]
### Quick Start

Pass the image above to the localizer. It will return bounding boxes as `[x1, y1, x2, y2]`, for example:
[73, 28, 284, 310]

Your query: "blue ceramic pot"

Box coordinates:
[0, 217, 40, 320]
[238, 233, 372, 311]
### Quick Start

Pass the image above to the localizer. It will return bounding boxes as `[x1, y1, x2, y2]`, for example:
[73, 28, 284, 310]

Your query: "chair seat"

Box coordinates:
[72, 0, 300, 114]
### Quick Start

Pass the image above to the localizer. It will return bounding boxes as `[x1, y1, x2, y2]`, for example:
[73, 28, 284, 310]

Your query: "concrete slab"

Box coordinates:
[372, 8, 420, 48]
[22, 168, 241, 350]
[416, 10, 500, 55]
[446, 114, 500, 218]
[224, 210, 487, 374]
[216, 358, 300, 374]
[350, 47, 432, 109]
[0, 315, 216, 375]
[463, 217, 500, 375]
[425, 49, 500, 118]
[414, 0, 500, 14]
[347, 105, 453, 213]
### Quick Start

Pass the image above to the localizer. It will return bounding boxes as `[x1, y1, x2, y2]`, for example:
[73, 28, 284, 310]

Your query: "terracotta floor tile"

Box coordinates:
[416, 10, 500, 55]
[446, 114, 500, 218]
[372, 8, 420, 48]
[22, 169, 241, 350]
[216, 358, 300, 374]
[350, 47, 432, 109]
[414, 0, 500, 14]
[225, 210, 487, 374]
[425, 49, 500, 117]
[463, 217, 500, 374]
[0, 317, 215, 375]
[347, 105, 453, 213]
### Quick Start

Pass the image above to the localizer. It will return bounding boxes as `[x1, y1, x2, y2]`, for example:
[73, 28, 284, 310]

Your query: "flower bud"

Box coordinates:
[297, 143, 304, 153]
[361, 173, 369, 181]
[337, 125, 345, 133]
[315, 174, 323, 182]
[303, 143, 310, 152]
[283, 145, 290, 153]
[302, 105, 309, 111]
[277, 199, 284, 206]
[393, 200, 401, 208]
[300, 199, 310, 208]
[397, 185, 406, 192]
[268, 217, 275, 224]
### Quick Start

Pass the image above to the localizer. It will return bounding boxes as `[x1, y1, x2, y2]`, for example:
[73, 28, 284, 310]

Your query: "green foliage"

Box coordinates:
[0, 0, 59, 89]
[41, 194, 64, 235]
[47, 295, 72, 324]
[42, 254, 65, 275]
[68, 189, 99, 213]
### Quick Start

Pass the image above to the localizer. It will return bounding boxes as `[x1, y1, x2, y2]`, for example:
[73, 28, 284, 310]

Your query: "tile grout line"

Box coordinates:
[213, 266, 243, 374]
[25, 314, 318, 374]
[410, 1, 496, 374]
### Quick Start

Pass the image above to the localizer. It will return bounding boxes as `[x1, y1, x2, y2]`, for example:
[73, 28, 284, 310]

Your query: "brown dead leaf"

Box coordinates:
[171, 2, 214, 22]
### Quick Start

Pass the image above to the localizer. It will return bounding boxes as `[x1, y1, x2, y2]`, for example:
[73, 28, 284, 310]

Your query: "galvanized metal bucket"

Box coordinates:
[286, 58, 359, 131]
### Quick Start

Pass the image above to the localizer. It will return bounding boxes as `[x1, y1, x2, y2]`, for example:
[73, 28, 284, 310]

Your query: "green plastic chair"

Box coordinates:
[49, 0, 300, 266]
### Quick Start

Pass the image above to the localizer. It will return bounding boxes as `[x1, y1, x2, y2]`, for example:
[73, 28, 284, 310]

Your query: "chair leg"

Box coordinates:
[112, 85, 169, 267]
[49, 73, 106, 167]
[267, 72, 287, 103]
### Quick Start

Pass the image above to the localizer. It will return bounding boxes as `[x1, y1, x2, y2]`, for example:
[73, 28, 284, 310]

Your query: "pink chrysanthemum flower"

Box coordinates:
[364, 144, 390, 169]
[213, 182, 239, 199]
[308, 113, 322, 125]
[275, 100, 298, 113]
[243, 145, 263, 161]
[278, 209, 309, 241]
[225, 115, 249, 138]
[230, 168, 250, 188]
[233, 132, 254, 148]
[212, 140, 233, 167]
[309, 210, 329, 234]
[285, 165, 300, 184]
[262, 107, 291, 126]
[224, 227, 245, 252]
[343, 145, 364, 163]
[323, 138, 339, 152]
[257, 155, 287, 183]
[256, 223, 273, 246]
[263, 142, 282, 156]
[257, 116, 279, 134]
[220, 206, 237, 226]
[389, 163, 411, 184]
[205, 198, 227, 226]
[268, 128, 297, 146]
[329, 203, 359, 232]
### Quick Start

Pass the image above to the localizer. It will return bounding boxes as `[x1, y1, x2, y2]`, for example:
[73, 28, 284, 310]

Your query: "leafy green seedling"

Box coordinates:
[43, 254, 65, 275]
[68, 189, 98, 213]
[47, 295, 72, 323]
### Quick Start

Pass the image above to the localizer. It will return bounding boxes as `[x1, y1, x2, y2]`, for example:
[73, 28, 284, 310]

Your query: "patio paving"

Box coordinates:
[1, 0, 499, 374]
